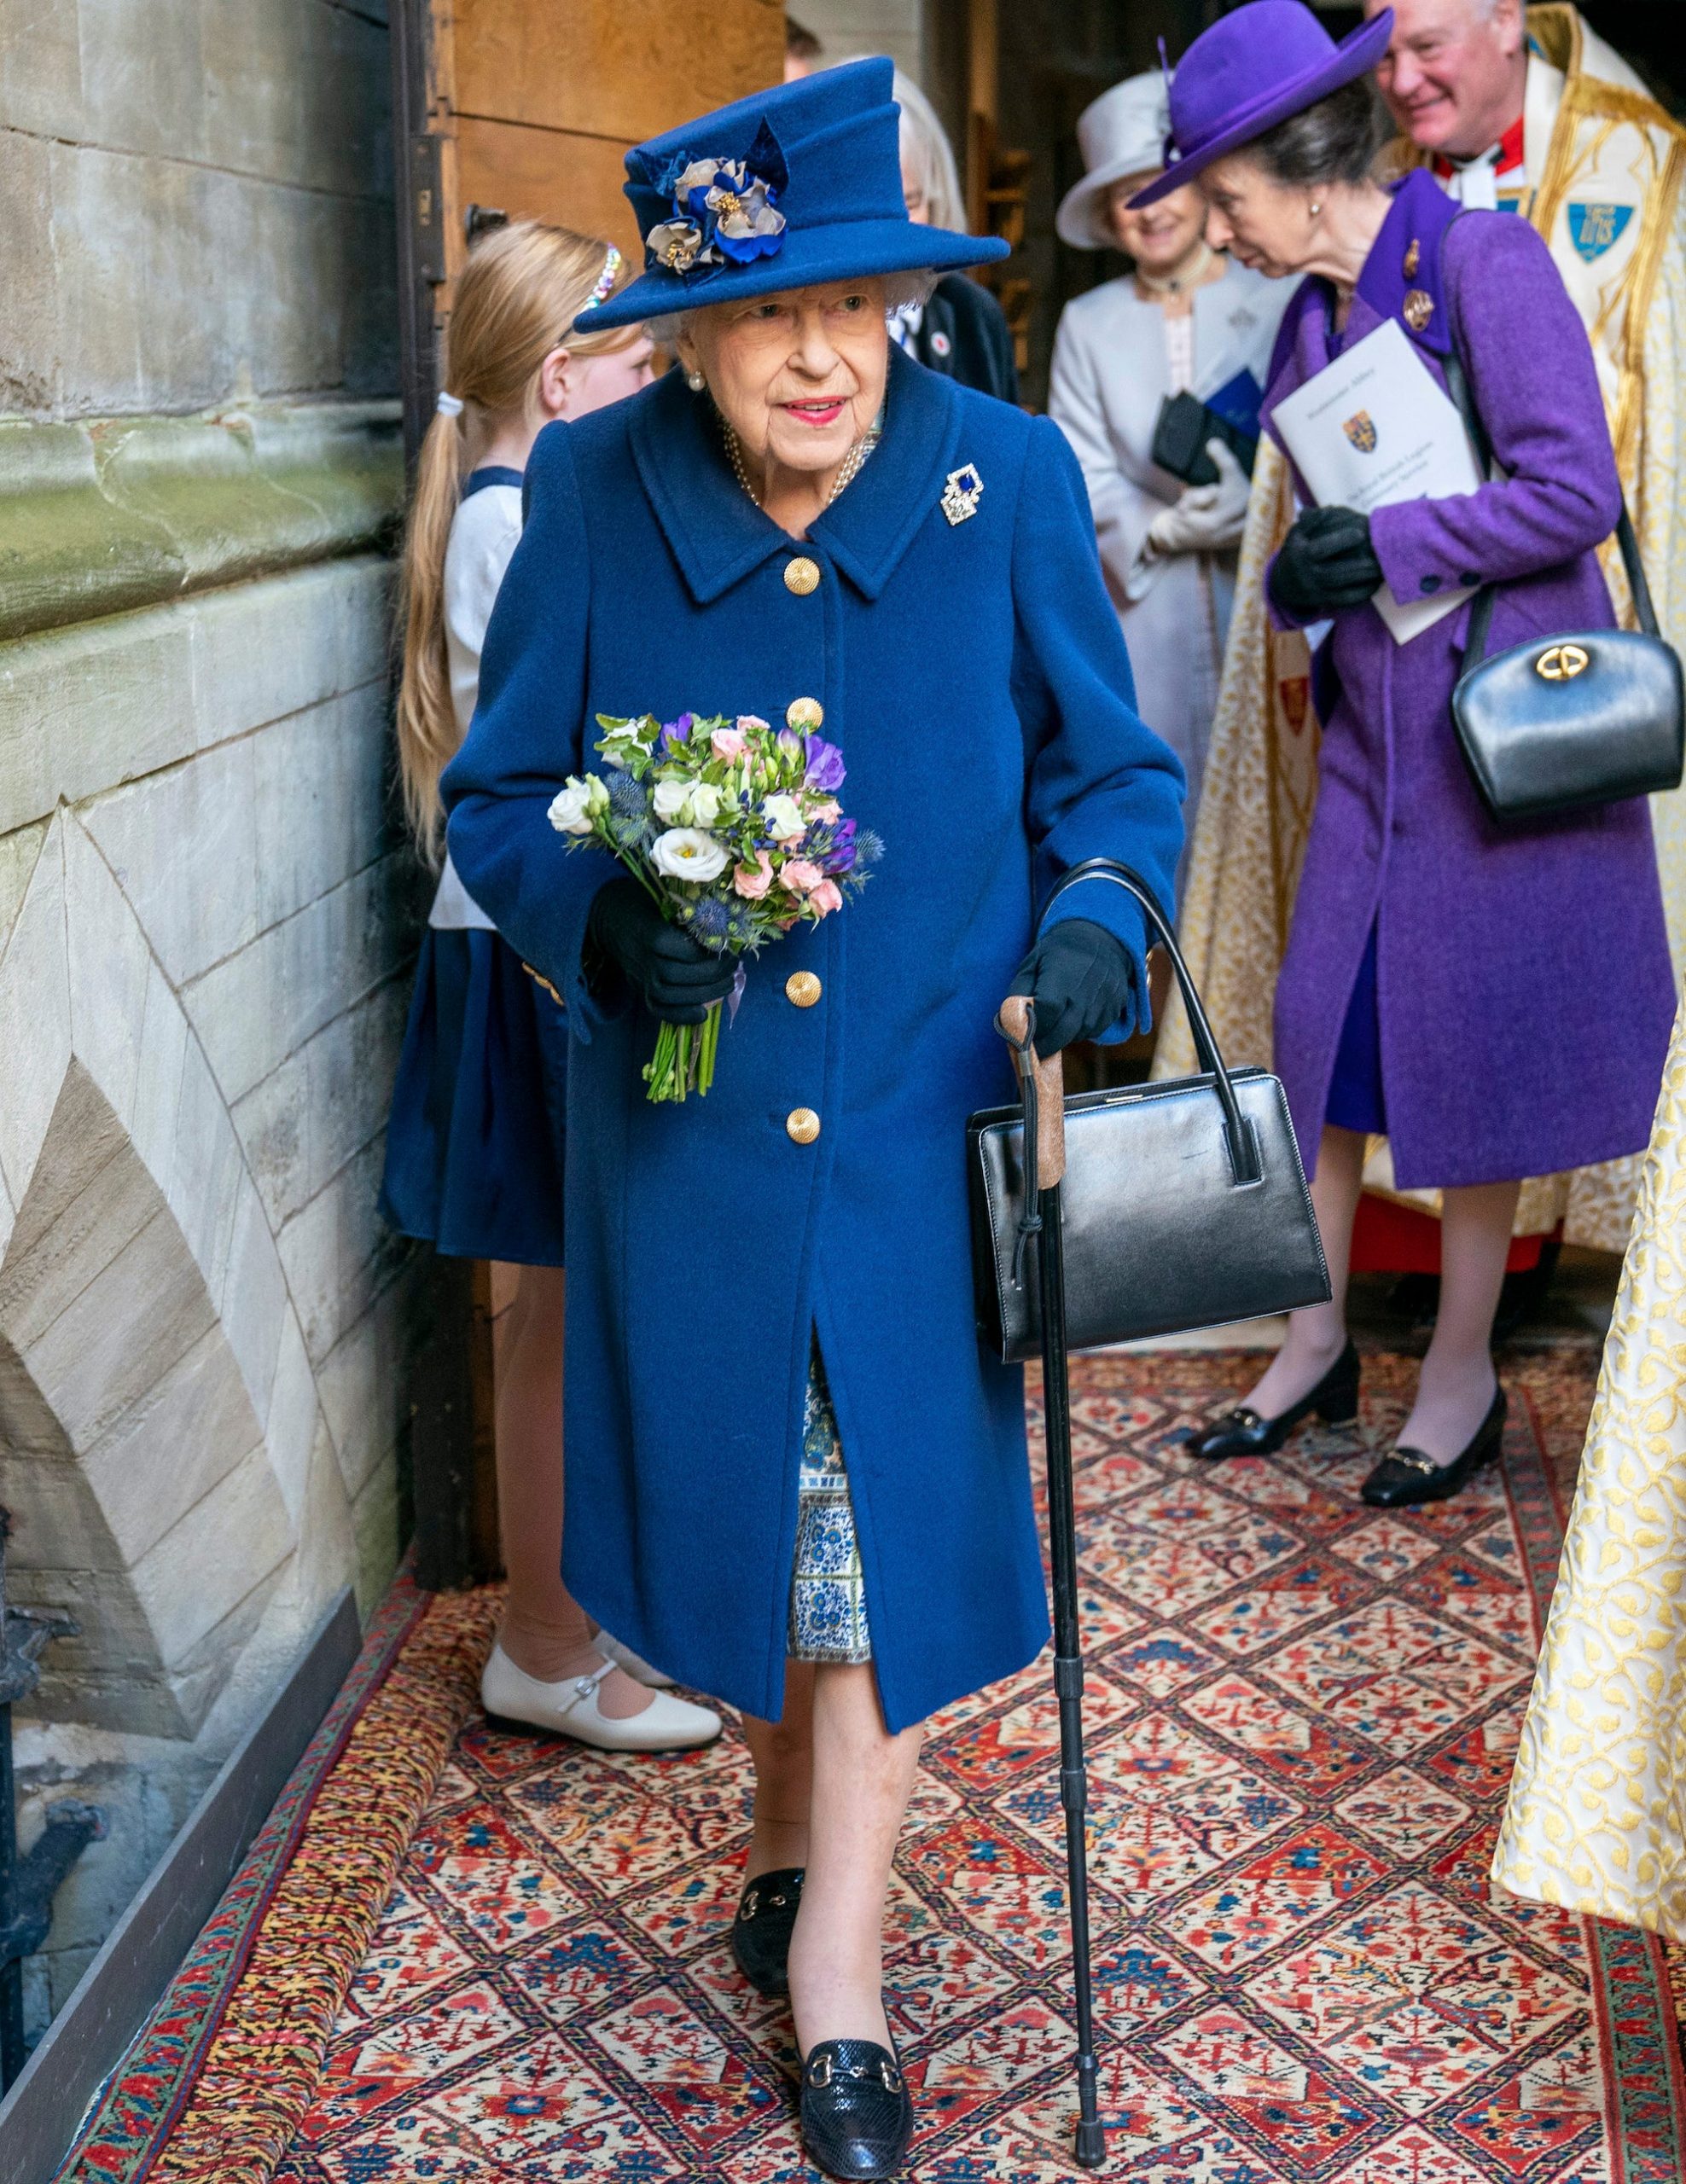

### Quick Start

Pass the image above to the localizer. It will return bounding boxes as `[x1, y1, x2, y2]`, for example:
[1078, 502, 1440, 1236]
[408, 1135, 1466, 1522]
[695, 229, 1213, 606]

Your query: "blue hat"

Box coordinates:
[578, 58, 1009, 333]
[1128, 2, 1392, 207]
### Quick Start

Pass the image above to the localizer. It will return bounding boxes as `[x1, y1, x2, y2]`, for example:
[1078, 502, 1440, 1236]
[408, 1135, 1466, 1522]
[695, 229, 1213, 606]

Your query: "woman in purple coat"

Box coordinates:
[1147, 3, 1675, 1504]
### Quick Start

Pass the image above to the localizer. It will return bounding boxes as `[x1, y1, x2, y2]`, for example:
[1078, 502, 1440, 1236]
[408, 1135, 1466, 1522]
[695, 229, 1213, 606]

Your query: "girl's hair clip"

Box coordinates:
[577, 244, 624, 313]
[435, 391, 465, 417]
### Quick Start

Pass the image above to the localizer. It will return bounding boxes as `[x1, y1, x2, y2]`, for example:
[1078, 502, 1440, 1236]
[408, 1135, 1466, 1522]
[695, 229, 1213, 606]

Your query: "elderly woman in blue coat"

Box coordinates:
[443, 59, 1183, 2181]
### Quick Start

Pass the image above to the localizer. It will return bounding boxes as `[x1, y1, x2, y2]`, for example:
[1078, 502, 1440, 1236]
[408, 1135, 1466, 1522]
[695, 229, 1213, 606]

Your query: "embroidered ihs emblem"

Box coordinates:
[941, 462, 984, 526]
[1342, 410, 1378, 453]
[1567, 201, 1634, 262]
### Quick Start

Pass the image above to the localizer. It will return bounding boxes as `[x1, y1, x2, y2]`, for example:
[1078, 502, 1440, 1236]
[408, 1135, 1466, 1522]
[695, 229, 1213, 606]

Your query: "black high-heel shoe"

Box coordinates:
[800, 2037, 915, 2180]
[1362, 1385, 1506, 1507]
[1185, 1339, 1361, 1461]
[730, 1867, 804, 1995]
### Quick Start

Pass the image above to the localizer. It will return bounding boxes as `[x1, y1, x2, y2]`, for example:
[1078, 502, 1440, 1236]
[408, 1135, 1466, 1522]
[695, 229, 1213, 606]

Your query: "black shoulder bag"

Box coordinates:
[968, 860, 1331, 1363]
[1443, 349, 1683, 825]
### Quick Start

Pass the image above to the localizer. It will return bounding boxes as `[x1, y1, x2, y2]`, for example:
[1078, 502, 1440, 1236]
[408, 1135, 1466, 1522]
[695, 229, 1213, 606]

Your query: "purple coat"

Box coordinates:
[1264, 171, 1673, 1189]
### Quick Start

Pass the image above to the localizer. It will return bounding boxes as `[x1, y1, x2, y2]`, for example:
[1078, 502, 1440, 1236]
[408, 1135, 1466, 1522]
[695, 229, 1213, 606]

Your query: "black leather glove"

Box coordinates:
[1009, 919, 1139, 1059]
[586, 876, 738, 1023]
[1269, 505, 1384, 619]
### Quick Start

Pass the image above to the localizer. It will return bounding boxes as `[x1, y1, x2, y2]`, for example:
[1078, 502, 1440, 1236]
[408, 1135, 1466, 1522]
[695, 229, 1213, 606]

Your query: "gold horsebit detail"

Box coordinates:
[1536, 642, 1590, 681]
[738, 1879, 800, 1920]
[807, 2053, 902, 2092]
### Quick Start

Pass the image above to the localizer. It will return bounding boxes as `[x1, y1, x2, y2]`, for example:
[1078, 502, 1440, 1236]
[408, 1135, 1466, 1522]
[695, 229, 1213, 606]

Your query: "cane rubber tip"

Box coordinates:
[1074, 2120, 1107, 2167]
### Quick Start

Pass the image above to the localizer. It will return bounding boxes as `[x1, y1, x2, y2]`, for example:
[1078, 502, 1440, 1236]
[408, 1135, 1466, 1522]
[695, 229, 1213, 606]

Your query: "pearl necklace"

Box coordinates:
[1136, 241, 1215, 297]
[724, 409, 883, 513]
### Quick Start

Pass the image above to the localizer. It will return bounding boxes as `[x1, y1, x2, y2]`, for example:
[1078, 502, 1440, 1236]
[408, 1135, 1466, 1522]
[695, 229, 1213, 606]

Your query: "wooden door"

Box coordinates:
[392, 0, 786, 466]
[387, 0, 783, 1584]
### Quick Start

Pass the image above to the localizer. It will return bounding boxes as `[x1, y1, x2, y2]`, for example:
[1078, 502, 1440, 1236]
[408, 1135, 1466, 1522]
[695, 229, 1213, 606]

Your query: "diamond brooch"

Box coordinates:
[941, 462, 984, 526]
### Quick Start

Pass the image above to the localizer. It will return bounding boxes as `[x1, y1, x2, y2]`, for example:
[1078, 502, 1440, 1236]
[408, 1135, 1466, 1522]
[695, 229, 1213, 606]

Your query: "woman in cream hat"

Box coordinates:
[1051, 71, 1288, 852]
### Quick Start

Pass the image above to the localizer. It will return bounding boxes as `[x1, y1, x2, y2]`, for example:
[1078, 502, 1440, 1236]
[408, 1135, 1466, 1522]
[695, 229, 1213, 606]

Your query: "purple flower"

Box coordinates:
[823, 817, 858, 873]
[776, 727, 805, 764]
[655, 712, 695, 757]
[804, 736, 846, 793]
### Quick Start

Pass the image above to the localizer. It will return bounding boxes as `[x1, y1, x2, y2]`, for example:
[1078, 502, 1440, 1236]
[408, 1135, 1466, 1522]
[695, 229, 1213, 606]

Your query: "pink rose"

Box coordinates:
[810, 798, 842, 824]
[735, 713, 770, 735]
[712, 725, 747, 760]
[782, 858, 824, 895]
[810, 879, 844, 916]
[734, 851, 774, 898]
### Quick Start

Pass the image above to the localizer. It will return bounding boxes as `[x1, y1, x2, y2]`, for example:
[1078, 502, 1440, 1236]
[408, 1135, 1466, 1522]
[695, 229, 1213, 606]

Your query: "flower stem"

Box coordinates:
[698, 998, 722, 1094]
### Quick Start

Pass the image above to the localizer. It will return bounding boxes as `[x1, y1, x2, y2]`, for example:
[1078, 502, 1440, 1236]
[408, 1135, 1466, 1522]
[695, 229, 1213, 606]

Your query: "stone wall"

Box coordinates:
[0, 0, 411, 2036]
[793, 0, 925, 82]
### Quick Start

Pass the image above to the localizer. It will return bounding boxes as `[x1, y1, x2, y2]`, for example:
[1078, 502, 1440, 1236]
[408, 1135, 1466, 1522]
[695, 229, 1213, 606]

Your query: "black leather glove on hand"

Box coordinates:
[587, 876, 737, 1024]
[1269, 505, 1384, 619]
[1009, 919, 1138, 1059]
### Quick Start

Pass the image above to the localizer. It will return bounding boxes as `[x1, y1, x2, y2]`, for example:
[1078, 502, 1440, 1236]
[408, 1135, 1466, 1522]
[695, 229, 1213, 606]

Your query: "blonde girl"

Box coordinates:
[381, 219, 718, 1751]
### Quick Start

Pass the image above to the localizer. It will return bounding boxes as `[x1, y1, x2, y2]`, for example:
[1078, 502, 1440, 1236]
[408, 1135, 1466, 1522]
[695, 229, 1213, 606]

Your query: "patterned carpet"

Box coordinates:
[246, 1346, 1685, 2184]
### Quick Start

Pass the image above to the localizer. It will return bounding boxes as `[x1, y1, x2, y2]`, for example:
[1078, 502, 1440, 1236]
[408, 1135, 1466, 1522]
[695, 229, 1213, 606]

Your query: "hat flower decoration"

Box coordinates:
[639, 119, 789, 276]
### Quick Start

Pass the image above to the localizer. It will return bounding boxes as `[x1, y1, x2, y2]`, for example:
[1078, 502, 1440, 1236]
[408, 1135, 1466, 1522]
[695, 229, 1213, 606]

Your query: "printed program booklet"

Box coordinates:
[1271, 317, 1485, 645]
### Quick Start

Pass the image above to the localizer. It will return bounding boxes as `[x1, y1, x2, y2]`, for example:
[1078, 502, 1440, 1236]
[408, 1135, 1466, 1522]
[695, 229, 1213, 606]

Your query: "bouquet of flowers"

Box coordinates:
[549, 710, 880, 1102]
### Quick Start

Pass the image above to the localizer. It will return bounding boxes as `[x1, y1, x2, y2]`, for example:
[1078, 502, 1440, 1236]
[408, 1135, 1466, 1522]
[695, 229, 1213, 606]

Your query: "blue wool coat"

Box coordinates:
[443, 346, 1184, 1732]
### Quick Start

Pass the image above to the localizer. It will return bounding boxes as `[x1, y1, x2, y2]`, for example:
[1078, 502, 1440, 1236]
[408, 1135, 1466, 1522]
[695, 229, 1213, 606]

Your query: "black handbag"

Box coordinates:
[968, 861, 1331, 1365]
[1443, 352, 1684, 825]
[1151, 389, 1258, 487]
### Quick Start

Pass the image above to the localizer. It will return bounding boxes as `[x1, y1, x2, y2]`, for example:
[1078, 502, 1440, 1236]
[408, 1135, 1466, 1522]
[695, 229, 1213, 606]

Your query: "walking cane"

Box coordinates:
[997, 995, 1106, 2169]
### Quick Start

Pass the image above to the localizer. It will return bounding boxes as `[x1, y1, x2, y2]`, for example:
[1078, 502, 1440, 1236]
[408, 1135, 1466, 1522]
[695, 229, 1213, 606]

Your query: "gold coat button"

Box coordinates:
[784, 556, 820, 595]
[786, 970, 822, 1008]
[786, 696, 824, 731]
[786, 1107, 821, 1145]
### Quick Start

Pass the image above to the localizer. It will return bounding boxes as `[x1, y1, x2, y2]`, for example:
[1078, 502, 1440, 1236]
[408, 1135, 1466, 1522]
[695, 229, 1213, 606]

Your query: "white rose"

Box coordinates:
[688, 781, 724, 827]
[651, 828, 729, 882]
[652, 779, 689, 820]
[761, 793, 807, 843]
[548, 777, 598, 836]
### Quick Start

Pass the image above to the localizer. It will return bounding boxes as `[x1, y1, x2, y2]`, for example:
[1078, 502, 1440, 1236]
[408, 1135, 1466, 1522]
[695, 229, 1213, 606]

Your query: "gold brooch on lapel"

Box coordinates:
[1403, 237, 1421, 278]
[1403, 288, 1434, 332]
[941, 463, 984, 526]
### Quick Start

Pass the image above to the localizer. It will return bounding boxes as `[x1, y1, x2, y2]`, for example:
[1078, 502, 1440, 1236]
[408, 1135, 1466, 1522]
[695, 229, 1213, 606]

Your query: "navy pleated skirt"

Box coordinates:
[379, 927, 568, 1265]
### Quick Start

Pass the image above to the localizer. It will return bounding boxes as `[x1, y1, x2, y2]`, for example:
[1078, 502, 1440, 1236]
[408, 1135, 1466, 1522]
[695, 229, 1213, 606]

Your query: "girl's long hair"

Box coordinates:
[396, 219, 636, 862]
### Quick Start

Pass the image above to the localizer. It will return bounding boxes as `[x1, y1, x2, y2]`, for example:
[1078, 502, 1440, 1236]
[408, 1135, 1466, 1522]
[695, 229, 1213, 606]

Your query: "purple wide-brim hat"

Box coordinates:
[1128, 1, 1393, 207]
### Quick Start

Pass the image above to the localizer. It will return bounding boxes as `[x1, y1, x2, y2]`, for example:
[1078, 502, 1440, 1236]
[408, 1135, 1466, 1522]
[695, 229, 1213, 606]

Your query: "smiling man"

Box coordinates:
[1160, 0, 1686, 1263]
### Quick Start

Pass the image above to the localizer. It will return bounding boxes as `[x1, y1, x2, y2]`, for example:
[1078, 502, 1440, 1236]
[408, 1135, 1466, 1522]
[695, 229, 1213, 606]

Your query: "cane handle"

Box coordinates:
[997, 995, 1067, 1189]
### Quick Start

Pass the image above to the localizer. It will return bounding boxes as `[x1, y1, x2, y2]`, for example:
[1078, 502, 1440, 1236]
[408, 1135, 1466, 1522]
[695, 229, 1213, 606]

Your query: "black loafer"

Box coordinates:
[800, 2038, 914, 2180]
[1185, 1340, 1360, 1461]
[730, 1866, 804, 1995]
[1362, 1385, 1506, 1507]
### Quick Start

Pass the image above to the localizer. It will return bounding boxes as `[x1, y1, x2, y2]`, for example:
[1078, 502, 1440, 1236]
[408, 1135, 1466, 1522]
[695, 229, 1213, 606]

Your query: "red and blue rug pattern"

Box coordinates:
[250, 1348, 1684, 2183]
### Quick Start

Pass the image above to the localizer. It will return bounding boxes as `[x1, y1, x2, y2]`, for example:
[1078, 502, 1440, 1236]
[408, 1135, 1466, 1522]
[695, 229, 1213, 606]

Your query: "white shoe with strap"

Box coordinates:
[596, 1630, 675, 1687]
[480, 1643, 721, 1752]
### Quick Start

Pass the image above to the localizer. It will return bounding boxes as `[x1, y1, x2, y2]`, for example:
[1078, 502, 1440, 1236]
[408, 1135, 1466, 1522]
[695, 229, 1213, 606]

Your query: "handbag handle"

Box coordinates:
[1037, 857, 1263, 1187]
[1441, 346, 1659, 666]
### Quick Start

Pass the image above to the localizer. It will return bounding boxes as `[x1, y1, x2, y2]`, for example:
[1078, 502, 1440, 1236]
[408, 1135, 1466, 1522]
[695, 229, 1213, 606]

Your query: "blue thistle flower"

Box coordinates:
[608, 773, 649, 819]
[854, 828, 886, 868]
[679, 895, 730, 950]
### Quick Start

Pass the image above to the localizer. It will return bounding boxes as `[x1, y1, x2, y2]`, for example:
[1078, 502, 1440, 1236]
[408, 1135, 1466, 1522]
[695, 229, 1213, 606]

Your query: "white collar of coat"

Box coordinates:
[629, 343, 965, 607]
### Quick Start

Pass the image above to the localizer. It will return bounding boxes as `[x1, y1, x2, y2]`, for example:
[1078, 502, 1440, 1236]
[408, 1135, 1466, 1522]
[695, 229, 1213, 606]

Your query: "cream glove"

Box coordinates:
[1145, 439, 1253, 559]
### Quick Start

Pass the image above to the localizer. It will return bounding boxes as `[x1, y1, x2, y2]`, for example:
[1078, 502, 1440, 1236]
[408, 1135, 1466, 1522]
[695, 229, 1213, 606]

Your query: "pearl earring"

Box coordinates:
[687, 369, 706, 392]
[1310, 200, 1323, 217]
